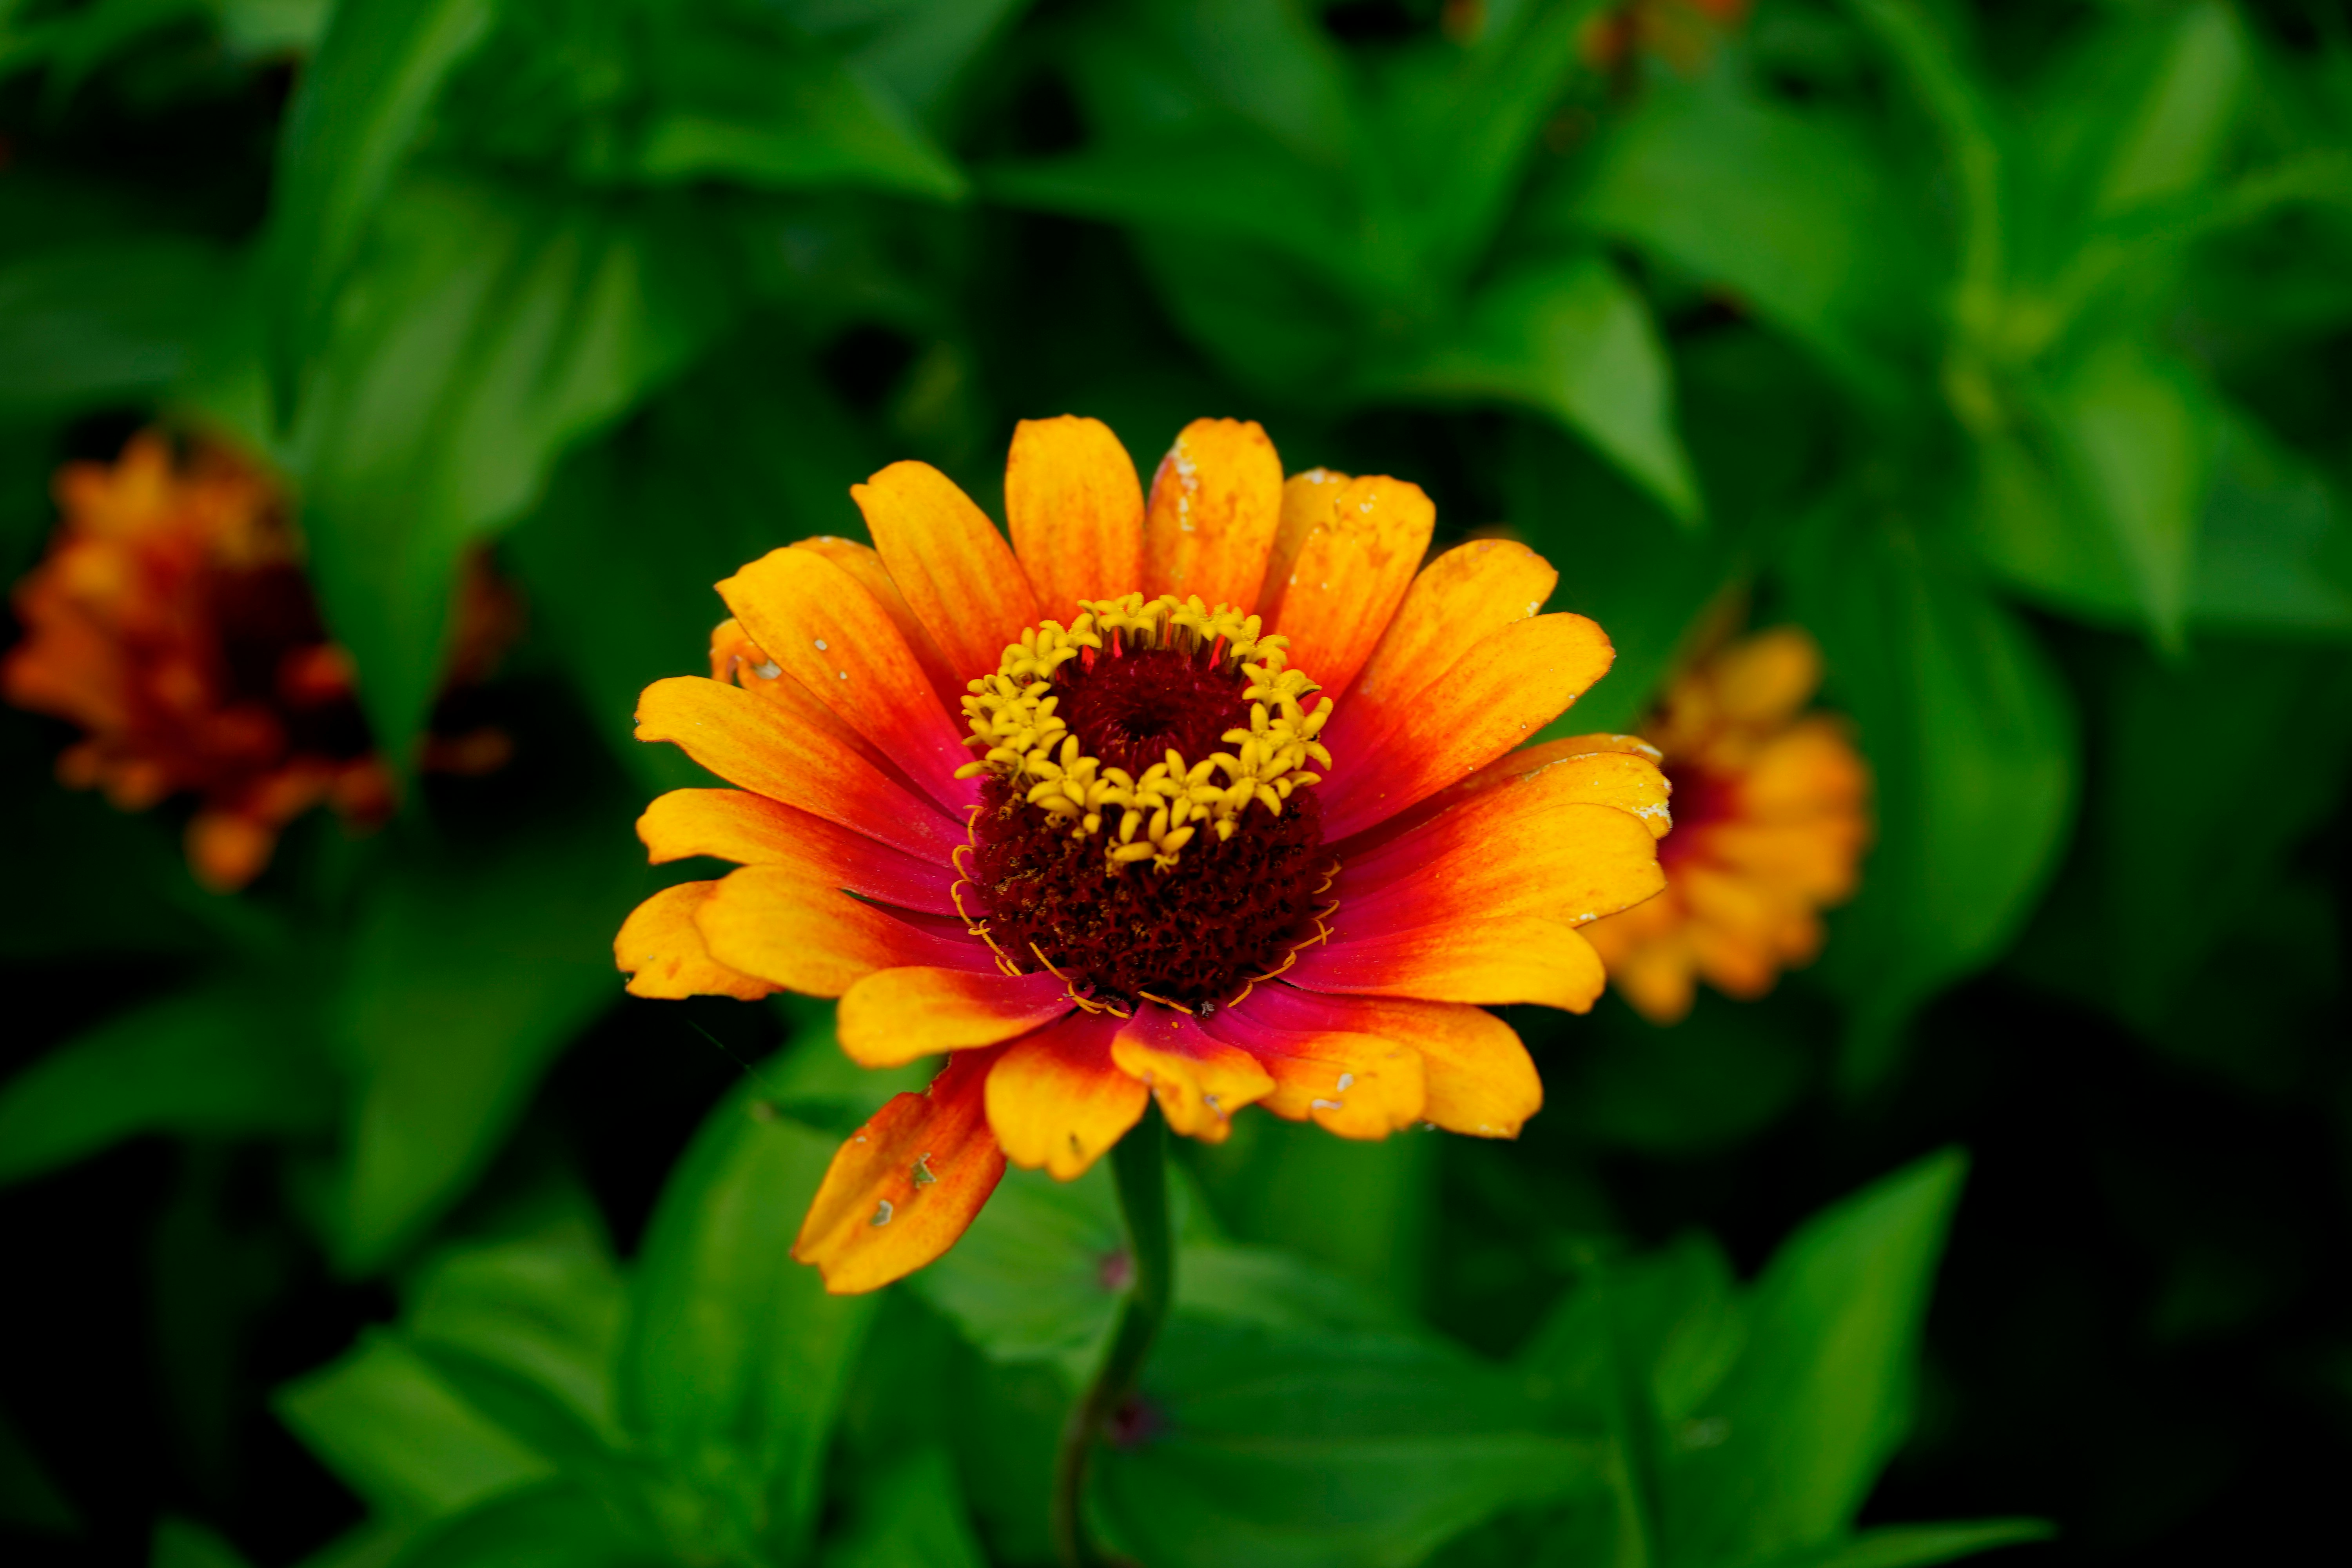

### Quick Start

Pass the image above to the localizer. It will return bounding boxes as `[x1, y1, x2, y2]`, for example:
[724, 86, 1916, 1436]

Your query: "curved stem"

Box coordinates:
[1051, 1104, 1173, 1568]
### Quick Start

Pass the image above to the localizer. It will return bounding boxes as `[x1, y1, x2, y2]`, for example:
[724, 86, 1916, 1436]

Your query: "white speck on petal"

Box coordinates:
[1337, 1073, 1355, 1092]
[871, 1199, 894, 1227]
[814, 638, 829, 652]
[754, 660, 782, 680]
[838, 670, 848, 680]
[1312, 1098, 1344, 1111]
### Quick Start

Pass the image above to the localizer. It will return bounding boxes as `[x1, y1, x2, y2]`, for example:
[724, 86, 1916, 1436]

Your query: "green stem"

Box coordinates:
[1051, 1105, 1173, 1568]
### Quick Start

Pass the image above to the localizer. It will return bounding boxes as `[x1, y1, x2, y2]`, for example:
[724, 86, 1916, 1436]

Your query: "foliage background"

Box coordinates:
[3, 0, 2350, 1563]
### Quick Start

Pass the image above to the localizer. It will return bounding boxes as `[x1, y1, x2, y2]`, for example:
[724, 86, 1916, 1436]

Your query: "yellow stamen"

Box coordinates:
[957, 593, 1338, 869]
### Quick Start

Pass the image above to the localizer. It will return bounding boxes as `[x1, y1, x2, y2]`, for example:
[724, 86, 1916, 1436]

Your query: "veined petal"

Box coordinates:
[793, 1048, 1007, 1295]
[1142, 418, 1284, 613]
[1007, 416, 1145, 618]
[695, 864, 988, 997]
[1340, 737, 1672, 864]
[1259, 470, 1434, 701]
[634, 675, 960, 863]
[718, 546, 976, 812]
[1341, 800, 1664, 935]
[790, 536, 966, 713]
[854, 461, 1040, 686]
[1109, 1007, 1275, 1143]
[1321, 612, 1618, 841]
[637, 789, 958, 914]
[1289, 913, 1611, 1013]
[838, 967, 1076, 1067]
[1345, 538, 1558, 716]
[1200, 1003, 1425, 1140]
[1244, 986, 1540, 1138]
[984, 1009, 1147, 1180]
[615, 881, 776, 1001]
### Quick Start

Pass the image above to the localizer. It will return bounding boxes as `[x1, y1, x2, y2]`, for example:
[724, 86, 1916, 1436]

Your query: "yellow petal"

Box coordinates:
[615, 881, 775, 1001]
[1142, 418, 1284, 614]
[1007, 416, 1145, 617]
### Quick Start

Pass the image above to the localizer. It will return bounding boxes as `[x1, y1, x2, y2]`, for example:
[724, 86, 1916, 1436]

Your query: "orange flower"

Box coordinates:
[614, 417, 1671, 1294]
[1582, 626, 1871, 1025]
[4, 430, 515, 891]
[1579, 0, 1751, 73]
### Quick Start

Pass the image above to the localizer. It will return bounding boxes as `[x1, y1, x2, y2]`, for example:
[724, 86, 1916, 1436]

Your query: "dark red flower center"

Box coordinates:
[965, 642, 1330, 1011]
[1658, 760, 1735, 871]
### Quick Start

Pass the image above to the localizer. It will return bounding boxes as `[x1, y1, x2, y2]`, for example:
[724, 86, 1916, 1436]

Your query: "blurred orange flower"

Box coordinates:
[1579, 0, 1751, 73]
[1583, 626, 1871, 1024]
[4, 430, 515, 891]
[615, 417, 1671, 1293]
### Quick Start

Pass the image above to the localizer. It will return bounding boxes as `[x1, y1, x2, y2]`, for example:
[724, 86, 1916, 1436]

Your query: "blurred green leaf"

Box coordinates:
[1754, 1518, 2055, 1568]
[327, 816, 644, 1273]
[2089, 1, 2249, 220]
[295, 173, 731, 765]
[0, 1401, 76, 1535]
[826, 0, 1032, 127]
[405, 1217, 629, 1441]
[152, 1517, 255, 1568]
[1379, 250, 1701, 526]
[276, 1331, 555, 1524]
[259, 0, 496, 413]
[619, 1077, 875, 1564]
[1784, 515, 2076, 1079]
[820, 1445, 987, 1568]
[1097, 1318, 1596, 1568]
[0, 969, 335, 1188]
[1571, 68, 1929, 407]
[0, 236, 233, 416]
[2042, 337, 2216, 648]
[383, 1481, 665, 1568]
[1189, 1114, 1437, 1315]
[1661, 1150, 1966, 1564]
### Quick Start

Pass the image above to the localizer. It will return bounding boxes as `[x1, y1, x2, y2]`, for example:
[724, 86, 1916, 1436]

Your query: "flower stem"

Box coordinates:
[1051, 1103, 1172, 1568]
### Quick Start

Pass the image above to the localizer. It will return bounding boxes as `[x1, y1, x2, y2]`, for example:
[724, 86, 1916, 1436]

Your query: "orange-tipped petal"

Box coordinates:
[984, 1009, 1147, 1179]
[635, 788, 959, 915]
[718, 547, 975, 812]
[1142, 419, 1284, 613]
[1007, 416, 1145, 617]
[1343, 800, 1665, 935]
[1321, 612, 1618, 840]
[694, 866, 986, 997]
[1201, 1004, 1426, 1140]
[793, 1048, 1007, 1294]
[853, 461, 1040, 685]
[790, 536, 967, 712]
[635, 675, 961, 864]
[1252, 988, 1542, 1139]
[1348, 737, 1672, 859]
[837, 967, 1077, 1067]
[1109, 1007, 1275, 1143]
[1259, 470, 1435, 701]
[1345, 538, 1559, 718]
[1289, 913, 1611, 1013]
[616, 881, 777, 1001]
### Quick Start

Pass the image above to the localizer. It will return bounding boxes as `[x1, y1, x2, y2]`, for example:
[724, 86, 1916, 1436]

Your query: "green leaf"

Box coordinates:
[2043, 337, 2216, 648]
[275, 1331, 555, 1524]
[153, 1517, 256, 1568]
[911, 1161, 1128, 1375]
[0, 970, 336, 1187]
[1187, 1113, 1437, 1314]
[0, 236, 233, 416]
[1755, 1518, 2056, 1568]
[1782, 515, 2077, 1080]
[1571, 70, 1930, 407]
[830, 0, 1033, 125]
[327, 815, 646, 1273]
[618, 1081, 876, 1564]
[820, 1446, 988, 1568]
[405, 1220, 629, 1441]
[1377, 250, 1701, 526]
[1096, 1319, 1598, 1568]
[0, 1401, 76, 1535]
[259, 0, 496, 412]
[2091, 1, 2249, 218]
[293, 173, 731, 766]
[1660, 1150, 1968, 1565]
[383, 1481, 666, 1568]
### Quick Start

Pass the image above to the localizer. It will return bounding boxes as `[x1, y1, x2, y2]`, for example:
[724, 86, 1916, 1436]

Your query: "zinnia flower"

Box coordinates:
[614, 417, 1671, 1293]
[1582, 626, 1870, 1024]
[4, 430, 515, 890]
